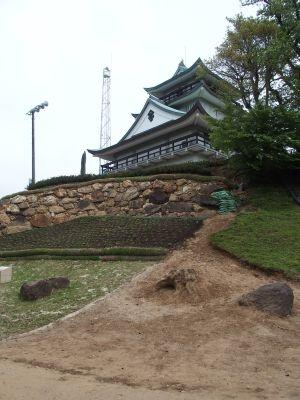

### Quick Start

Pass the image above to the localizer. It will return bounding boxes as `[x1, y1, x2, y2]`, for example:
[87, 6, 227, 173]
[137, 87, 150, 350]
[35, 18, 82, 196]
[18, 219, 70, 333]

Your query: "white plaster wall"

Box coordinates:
[126, 103, 182, 139]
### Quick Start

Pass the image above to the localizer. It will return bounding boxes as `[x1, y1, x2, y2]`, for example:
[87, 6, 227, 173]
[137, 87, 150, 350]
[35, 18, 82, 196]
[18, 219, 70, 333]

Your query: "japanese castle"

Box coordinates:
[88, 58, 226, 174]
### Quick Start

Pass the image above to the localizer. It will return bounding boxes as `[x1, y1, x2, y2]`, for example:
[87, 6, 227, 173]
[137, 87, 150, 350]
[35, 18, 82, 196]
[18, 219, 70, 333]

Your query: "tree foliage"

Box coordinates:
[207, 0, 300, 175]
[210, 104, 300, 175]
[241, 0, 300, 107]
[208, 16, 290, 108]
[208, 1, 299, 108]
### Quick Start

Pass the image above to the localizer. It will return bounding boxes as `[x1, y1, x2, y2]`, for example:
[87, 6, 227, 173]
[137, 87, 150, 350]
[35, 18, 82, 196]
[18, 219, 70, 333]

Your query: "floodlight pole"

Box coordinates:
[26, 101, 48, 185]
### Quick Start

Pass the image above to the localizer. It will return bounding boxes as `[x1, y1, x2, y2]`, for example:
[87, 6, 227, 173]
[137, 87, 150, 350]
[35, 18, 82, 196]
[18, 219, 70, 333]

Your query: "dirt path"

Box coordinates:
[0, 214, 299, 400]
[0, 360, 209, 400]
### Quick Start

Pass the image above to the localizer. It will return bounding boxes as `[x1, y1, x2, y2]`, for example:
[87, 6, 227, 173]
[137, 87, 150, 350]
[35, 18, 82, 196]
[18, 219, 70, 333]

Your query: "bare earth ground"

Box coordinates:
[0, 214, 299, 400]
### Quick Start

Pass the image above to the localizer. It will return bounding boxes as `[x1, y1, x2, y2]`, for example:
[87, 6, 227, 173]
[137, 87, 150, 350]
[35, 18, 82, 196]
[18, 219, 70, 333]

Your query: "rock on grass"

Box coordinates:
[20, 277, 70, 300]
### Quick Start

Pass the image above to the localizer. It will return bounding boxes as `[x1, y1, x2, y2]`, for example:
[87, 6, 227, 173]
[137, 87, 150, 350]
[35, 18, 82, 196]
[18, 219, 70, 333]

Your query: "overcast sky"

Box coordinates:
[0, 0, 255, 197]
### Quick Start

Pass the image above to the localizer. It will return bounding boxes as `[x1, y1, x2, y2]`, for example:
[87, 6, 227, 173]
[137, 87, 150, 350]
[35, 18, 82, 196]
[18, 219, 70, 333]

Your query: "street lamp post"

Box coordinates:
[26, 101, 48, 185]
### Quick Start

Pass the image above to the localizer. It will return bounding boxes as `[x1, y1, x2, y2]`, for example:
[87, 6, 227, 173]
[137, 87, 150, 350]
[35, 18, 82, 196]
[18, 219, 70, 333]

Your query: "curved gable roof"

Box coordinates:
[144, 57, 236, 99]
[168, 81, 225, 109]
[144, 58, 204, 95]
[87, 101, 209, 160]
[118, 95, 185, 142]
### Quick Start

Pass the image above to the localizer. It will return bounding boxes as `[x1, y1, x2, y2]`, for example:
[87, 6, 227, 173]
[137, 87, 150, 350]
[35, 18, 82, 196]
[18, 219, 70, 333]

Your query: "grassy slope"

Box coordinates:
[0, 259, 153, 339]
[211, 185, 300, 277]
[0, 216, 202, 251]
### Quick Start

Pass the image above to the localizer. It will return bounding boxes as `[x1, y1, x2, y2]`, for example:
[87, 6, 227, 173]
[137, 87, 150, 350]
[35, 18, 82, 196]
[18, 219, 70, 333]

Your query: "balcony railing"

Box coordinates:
[101, 133, 216, 174]
[161, 82, 198, 103]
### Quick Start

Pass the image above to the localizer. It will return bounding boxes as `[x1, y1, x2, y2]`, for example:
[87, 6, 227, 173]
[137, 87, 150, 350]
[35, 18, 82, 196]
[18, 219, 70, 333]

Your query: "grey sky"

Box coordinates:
[0, 0, 255, 197]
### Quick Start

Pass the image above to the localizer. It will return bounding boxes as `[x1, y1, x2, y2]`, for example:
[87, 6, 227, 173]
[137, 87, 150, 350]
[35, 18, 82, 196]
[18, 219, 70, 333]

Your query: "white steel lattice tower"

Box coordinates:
[99, 67, 111, 173]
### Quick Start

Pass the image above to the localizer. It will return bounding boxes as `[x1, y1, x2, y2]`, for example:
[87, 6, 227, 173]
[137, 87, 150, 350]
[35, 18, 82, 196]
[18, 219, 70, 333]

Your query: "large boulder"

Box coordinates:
[20, 280, 53, 300]
[54, 188, 67, 198]
[91, 190, 105, 203]
[238, 282, 294, 317]
[20, 277, 70, 300]
[36, 205, 48, 213]
[102, 183, 114, 191]
[30, 214, 51, 228]
[201, 184, 225, 195]
[18, 202, 29, 210]
[61, 197, 77, 205]
[192, 195, 218, 208]
[49, 205, 65, 214]
[6, 204, 20, 215]
[162, 201, 194, 213]
[23, 208, 36, 217]
[6, 216, 31, 234]
[77, 186, 93, 194]
[52, 213, 69, 224]
[129, 198, 144, 209]
[10, 195, 27, 204]
[0, 213, 11, 227]
[123, 187, 139, 201]
[143, 203, 162, 215]
[47, 277, 70, 289]
[42, 195, 57, 206]
[148, 189, 169, 205]
[27, 195, 38, 204]
[77, 200, 96, 211]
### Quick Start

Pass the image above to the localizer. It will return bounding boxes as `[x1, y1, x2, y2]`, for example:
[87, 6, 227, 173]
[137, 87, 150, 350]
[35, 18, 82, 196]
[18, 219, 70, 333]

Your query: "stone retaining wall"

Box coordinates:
[0, 178, 225, 236]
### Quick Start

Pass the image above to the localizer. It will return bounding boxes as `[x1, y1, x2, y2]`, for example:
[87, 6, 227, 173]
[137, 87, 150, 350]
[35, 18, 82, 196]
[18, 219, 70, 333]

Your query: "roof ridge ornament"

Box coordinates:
[173, 60, 187, 77]
[144, 57, 208, 95]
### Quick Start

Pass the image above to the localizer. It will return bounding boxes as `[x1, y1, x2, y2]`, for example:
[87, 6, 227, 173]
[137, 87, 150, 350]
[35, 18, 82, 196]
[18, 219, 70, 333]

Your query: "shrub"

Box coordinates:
[0, 247, 168, 259]
[209, 104, 300, 176]
[27, 160, 227, 190]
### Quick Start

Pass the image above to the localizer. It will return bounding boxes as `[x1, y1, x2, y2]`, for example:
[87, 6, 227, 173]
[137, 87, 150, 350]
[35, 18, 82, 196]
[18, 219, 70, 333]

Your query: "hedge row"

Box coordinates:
[0, 247, 168, 259]
[0, 255, 164, 261]
[27, 160, 227, 190]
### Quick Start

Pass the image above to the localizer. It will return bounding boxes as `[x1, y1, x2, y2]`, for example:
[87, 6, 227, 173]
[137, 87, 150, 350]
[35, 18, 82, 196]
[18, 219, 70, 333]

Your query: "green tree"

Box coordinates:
[241, 0, 300, 107]
[209, 104, 300, 175]
[207, 15, 287, 108]
[207, 2, 300, 175]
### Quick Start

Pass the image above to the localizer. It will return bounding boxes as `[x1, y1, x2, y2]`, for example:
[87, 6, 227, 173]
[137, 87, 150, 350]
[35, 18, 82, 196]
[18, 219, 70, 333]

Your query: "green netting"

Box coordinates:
[211, 190, 237, 214]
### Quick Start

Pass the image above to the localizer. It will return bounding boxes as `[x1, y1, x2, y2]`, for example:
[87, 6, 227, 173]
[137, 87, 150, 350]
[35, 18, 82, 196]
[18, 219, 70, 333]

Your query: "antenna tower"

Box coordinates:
[99, 66, 111, 173]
